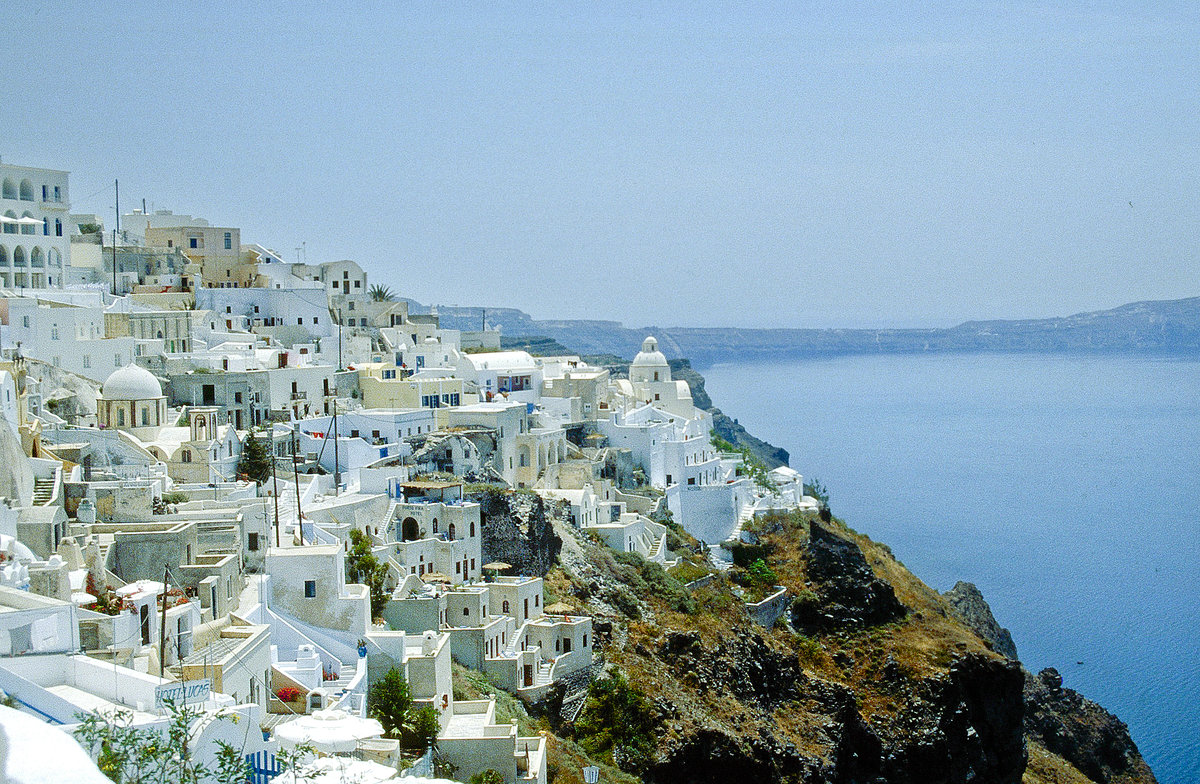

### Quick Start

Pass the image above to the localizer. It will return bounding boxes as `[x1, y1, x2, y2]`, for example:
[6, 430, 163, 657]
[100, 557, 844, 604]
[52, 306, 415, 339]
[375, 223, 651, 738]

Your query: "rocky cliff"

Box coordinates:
[532, 511, 1156, 784]
[942, 581, 1019, 660]
[474, 488, 562, 577]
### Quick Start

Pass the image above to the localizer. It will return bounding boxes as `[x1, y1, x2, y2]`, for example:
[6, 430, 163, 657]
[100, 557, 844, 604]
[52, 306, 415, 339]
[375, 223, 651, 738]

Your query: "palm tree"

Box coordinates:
[369, 284, 396, 302]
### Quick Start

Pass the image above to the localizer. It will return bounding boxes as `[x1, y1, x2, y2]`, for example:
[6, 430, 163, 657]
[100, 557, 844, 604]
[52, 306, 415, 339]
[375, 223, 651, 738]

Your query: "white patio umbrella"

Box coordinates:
[15, 216, 42, 225]
[273, 709, 385, 754]
[274, 757, 398, 784]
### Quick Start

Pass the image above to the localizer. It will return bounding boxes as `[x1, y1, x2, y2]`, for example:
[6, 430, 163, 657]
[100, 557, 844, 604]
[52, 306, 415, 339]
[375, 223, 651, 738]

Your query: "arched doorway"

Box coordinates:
[401, 517, 419, 541]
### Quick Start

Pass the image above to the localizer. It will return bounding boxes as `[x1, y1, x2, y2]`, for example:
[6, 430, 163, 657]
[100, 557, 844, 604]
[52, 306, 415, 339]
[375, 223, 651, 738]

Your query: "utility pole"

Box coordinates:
[332, 396, 340, 496]
[111, 229, 118, 295]
[158, 564, 169, 680]
[291, 429, 303, 538]
[271, 431, 281, 547]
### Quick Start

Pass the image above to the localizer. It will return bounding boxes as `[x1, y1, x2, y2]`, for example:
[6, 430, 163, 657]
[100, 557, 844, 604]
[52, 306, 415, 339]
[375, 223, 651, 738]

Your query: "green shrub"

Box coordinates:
[574, 674, 658, 772]
[470, 771, 506, 784]
[402, 704, 440, 750]
[794, 634, 825, 667]
[367, 667, 412, 738]
[612, 551, 695, 614]
[730, 542, 775, 568]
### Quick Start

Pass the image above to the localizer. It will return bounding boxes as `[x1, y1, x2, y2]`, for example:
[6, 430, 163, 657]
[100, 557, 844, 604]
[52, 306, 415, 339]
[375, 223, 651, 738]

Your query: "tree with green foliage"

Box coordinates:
[367, 668, 442, 750]
[237, 433, 271, 486]
[470, 770, 506, 784]
[403, 704, 440, 750]
[346, 528, 389, 617]
[74, 701, 249, 784]
[573, 674, 658, 771]
[367, 667, 413, 738]
[368, 284, 396, 302]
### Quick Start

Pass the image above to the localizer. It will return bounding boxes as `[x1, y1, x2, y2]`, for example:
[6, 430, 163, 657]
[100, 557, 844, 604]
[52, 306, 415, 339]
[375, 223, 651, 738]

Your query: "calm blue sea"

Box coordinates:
[701, 353, 1200, 784]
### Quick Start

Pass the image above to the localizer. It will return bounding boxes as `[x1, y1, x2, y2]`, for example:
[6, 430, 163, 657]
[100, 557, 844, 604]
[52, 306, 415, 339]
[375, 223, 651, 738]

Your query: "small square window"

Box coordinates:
[304, 580, 316, 598]
[189, 237, 199, 249]
[248, 533, 259, 551]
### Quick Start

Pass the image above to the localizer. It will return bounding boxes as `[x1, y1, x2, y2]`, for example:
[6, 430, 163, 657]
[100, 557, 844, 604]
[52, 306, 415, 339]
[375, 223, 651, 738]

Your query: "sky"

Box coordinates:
[3, 2, 1198, 328]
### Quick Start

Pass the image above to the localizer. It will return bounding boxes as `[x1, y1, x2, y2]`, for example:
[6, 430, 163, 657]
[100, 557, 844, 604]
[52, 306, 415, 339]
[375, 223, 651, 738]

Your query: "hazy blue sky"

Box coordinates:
[4, 2, 1197, 328]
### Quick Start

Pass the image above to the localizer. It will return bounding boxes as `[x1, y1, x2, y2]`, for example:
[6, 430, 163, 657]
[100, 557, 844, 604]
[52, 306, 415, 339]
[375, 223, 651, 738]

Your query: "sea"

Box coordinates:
[700, 352, 1199, 784]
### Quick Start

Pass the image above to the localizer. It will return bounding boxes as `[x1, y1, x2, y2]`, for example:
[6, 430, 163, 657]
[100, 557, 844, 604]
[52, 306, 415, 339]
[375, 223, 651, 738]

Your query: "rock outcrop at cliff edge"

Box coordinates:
[943, 581, 1019, 660]
[791, 521, 907, 631]
[551, 506, 1158, 784]
[1024, 668, 1158, 784]
[475, 489, 561, 577]
[644, 632, 1026, 784]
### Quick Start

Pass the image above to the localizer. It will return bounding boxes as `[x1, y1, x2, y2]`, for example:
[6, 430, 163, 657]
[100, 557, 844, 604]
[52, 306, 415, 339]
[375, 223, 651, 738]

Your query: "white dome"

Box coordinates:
[631, 336, 668, 368]
[102, 364, 163, 400]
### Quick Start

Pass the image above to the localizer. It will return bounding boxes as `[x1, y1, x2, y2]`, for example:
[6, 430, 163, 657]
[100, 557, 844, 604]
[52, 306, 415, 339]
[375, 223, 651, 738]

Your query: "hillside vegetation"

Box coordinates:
[493, 505, 1157, 784]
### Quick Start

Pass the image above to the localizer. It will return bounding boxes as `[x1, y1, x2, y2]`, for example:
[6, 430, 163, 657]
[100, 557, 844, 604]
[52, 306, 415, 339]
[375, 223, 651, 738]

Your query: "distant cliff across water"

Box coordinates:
[416, 296, 1200, 367]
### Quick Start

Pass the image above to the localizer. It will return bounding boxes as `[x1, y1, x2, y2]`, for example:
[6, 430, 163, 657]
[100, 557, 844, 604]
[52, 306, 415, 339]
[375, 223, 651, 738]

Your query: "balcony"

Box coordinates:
[40, 198, 68, 211]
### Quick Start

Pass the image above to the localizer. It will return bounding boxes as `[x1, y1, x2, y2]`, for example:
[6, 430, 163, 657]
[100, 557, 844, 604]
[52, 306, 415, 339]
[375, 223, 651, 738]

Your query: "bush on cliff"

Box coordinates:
[573, 674, 658, 771]
[612, 551, 695, 614]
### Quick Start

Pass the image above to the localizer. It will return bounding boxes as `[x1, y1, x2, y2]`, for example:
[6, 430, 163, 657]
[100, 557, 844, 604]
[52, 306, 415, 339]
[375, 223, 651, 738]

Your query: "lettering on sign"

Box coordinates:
[155, 679, 211, 708]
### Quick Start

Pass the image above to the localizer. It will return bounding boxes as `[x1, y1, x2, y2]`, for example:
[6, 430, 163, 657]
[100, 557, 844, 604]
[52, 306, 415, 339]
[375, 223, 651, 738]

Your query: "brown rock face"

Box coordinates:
[792, 521, 907, 632]
[1023, 668, 1158, 784]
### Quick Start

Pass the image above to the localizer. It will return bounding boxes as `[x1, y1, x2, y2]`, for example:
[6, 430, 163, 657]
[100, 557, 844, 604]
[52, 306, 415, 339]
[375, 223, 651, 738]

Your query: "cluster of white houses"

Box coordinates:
[0, 156, 818, 782]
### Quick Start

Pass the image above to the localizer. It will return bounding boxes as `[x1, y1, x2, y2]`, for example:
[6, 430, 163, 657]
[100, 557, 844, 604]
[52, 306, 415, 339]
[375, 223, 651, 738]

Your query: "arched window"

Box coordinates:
[447, 523, 456, 541]
[18, 180, 33, 201]
[20, 213, 35, 235]
[181, 449, 192, 463]
[30, 248, 43, 267]
[470, 521, 476, 537]
[432, 518, 438, 533]
[12, 247, 24, 266]
[1, 179, 15, 199]
[54, 219, 62, 237]
[654, 371, 659, 381]
[502, 600, 510, 614]
[141, 408, 149, 426]
[117, 409, 125, 426]
[48, 248, 60, 267]
[42, 218, 48, 236]
[0, 247, 7, 266]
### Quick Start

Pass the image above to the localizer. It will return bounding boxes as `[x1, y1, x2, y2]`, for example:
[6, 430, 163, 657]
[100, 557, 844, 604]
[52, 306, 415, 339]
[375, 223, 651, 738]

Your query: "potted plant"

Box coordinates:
[357, 638, 368, 658]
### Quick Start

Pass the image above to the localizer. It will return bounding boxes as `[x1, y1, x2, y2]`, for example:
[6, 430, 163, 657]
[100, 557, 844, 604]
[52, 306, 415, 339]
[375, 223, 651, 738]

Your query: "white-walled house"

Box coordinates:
[0, 160, 70, 290]
[196, 286, 331, 340]
[4, 297, 137, 382]
[265, 545, 370, 641]
[455, 351, 543, 405]
[391, 482, 483, 585]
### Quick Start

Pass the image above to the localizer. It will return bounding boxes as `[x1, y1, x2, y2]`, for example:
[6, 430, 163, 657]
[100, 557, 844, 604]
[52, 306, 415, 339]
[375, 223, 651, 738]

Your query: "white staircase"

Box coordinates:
[32, 477, 55, 505]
